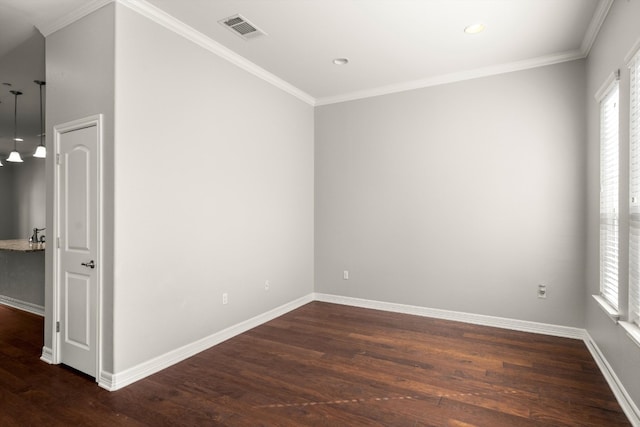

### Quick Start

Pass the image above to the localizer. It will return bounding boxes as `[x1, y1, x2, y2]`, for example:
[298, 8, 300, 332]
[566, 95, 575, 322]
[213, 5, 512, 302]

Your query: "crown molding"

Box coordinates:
[117, 0, 315, 106]
[34, 0, 315, 106]
[36, 0, 114, 37]
[580, 0, 614, 56]
[315, 49, 585, 106]
[35, 0, 610, 108]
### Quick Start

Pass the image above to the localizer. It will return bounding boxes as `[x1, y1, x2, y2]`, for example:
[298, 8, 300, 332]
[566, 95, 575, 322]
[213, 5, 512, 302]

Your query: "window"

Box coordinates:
[599, 75, 620, 311]
[629, 49, 640, 326]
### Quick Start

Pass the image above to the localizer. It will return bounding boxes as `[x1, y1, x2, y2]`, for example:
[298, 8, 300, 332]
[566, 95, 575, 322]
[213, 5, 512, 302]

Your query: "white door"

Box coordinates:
[58, 124, 99, 377]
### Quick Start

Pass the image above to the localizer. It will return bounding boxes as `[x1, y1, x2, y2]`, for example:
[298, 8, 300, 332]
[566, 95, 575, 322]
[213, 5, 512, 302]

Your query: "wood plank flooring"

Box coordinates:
[0, 301, 631, 426]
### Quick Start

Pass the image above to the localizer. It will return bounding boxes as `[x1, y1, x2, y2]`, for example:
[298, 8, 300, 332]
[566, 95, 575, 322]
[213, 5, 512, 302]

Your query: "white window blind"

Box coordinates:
[600, 78, 620, 310]
[629, 50, 640, 325]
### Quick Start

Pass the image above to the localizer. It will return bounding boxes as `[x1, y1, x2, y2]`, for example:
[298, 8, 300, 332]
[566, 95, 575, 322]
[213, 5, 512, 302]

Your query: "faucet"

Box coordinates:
[30, 227, 45, 244]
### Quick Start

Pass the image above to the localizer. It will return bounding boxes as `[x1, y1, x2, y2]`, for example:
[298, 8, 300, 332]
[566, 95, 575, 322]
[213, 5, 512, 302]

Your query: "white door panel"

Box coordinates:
[65, 147, 91, 251]
[65, 272, 91, 350]
[58, 124, 99, 377]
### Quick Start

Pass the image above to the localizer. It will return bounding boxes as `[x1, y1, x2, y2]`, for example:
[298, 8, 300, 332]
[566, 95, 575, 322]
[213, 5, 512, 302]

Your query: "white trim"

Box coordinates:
[37, 0, 612, 108]
[584, 332, 640, 426]
[35, 0, 315, 105]
[580, 0, 615, 56]
[595, 70, 621, 102]
[116, 0, 315, 106]
[316, 49, 585, 106]
[52, 114, 104, 382]
[314, 0, 614, 107]
[92, 291, 640, 426]
[102, 294, 314, 391]
[313, 293, 584, 339]
[626, 37, 640, 66]
[37, 0, 113, 37]
[98, 370, 115, 390]
[314, 293, 638, 425]
[41, 346, 54, 364]
[620, 321, 640, 349]
[0, 295, 44, 316]
[592, 294, 621, 323]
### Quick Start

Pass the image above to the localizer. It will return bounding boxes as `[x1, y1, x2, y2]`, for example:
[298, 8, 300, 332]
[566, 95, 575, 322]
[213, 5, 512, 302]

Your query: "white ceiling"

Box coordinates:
[0, 0, 611, 156]
[0, 0, 98, 59]
[145, 0, 606, 104]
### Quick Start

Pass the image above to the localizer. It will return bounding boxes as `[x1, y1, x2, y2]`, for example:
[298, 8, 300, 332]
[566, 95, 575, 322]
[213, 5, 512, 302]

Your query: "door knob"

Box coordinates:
[81, 260, 95, 269]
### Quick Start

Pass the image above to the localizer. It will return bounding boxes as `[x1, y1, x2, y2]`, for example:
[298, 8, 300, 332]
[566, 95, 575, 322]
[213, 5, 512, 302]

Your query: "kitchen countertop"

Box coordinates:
[0, 240, 45, 252]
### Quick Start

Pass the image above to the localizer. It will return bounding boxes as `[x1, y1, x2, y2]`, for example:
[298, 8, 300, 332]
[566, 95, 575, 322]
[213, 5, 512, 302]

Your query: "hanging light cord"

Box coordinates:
[39, 83, 44, 146]
[13, 92, 18, 145]
[10, 90, 22, 150]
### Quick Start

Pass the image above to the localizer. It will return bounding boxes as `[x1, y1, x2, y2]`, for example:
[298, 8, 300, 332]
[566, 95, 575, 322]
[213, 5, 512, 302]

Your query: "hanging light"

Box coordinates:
[33, 80, 46, 158]
[6, 90, 24, 163]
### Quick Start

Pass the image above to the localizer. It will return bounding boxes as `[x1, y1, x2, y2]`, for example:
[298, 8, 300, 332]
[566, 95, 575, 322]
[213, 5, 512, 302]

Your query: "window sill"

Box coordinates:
[620, 321, 640, 349]
[592, 295, 620, 323]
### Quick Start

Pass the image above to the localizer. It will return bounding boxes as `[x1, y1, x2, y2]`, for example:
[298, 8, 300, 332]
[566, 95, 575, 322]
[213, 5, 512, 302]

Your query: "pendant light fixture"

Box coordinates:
[6, 90, 24, 163]
[33, 80, 46, 158]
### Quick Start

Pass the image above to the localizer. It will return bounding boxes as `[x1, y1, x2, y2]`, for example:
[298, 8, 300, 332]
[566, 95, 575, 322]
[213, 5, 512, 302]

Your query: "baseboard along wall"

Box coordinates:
[98, 294, 315, 391]
[312, 293, 640, 427]
[0, 295, 44, 317]
[36, 291, 640, 425]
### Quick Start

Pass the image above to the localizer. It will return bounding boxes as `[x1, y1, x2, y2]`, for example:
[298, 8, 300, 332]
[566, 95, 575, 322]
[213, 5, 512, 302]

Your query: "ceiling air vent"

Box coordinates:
[219, 14, 267, 40]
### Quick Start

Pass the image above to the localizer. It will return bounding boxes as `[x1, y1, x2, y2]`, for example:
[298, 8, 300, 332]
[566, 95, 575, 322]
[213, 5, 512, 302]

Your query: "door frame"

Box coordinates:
[51, 114, 104, 383]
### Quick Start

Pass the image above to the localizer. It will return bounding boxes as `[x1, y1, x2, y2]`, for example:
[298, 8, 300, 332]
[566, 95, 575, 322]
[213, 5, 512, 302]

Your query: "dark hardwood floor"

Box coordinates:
[0, 302, 631, 426]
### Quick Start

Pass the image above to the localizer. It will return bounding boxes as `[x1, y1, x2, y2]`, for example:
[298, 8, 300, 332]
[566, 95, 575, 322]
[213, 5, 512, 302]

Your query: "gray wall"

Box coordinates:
[0, 159, 45, 240]
[0, 31, 45, 158]
[0, 251, 44, 306]
[315, 60, 587, 327]
[40, 1, 640, 409]
[0, 30, 45, 241]
[45, 3, 116, 370]
[585, 0, 640, 408]
[0, 158, 45, 309]
[44, 0, 314, 379]
[0, 166, 15, 238]
[14, 157, 46, 239]
[111, 4, 314, 372]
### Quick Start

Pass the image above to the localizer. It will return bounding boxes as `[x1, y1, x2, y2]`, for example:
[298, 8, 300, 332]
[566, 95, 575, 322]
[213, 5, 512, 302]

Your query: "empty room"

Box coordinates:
[1, 0, 640, 425]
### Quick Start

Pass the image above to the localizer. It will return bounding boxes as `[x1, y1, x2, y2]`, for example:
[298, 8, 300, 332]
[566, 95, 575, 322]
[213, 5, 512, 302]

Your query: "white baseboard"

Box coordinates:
[0, 295, 44, 317]
[105, 294, 314, 391]
[314, 293, 639, 426]
[95, 290, 640, 427]
[98, 370, 115, 391]
[313, 293, 585, 339]
[40, 346, 53, 364]
[584, 332, 640, 426]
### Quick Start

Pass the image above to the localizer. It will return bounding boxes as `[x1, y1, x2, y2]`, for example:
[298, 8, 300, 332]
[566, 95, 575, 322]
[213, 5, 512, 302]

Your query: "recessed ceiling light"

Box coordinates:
[464, 23, 485, 35]
[333, 58, 349, 65]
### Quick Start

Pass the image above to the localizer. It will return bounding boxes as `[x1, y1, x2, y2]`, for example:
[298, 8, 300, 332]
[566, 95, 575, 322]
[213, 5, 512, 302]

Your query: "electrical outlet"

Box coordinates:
[343, 270, 349, 280]
[265, 280, 270, 291]
[538, 284, 547, 299]
[222, 293, 228, 305]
